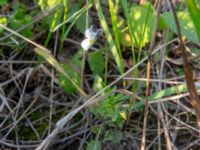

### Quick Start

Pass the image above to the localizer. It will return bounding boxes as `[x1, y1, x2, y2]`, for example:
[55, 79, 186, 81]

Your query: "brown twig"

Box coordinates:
[141, 0, 162, 149]
[168, 0, 200, 130]
[156, 30, 173, 150]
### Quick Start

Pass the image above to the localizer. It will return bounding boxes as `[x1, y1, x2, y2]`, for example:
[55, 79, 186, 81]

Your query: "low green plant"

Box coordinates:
[0, 0, 7, 6]
[0, 2, 33, 47]
[58, 49, 82, 94]
[86, 76, 129, 148]
[88, 51, 105, 75]
[187, 0, 200, 43]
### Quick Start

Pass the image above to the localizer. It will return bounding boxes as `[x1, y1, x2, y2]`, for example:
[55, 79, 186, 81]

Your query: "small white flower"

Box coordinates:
[81, 26, 102, 51]
[81, 38, 93, 51]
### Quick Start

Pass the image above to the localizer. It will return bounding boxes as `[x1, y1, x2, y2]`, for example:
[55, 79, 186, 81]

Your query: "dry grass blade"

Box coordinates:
[169, 0, 200, 130]
[34, 48, 87, 98]
[0, 90, 13, 113]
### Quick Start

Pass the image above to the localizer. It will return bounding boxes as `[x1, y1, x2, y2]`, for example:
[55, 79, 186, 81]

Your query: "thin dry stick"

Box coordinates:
[0, 140, 39, 149]
[141, 1, 162, 150]
[48, 31, 59, 135]
[155, 29, 173, 150]
[168, 0, 200, 130]
[86, 75, 185, 84]
[0, 91, 13, 113]
[182, 138, 200, 150]
[157, 57, 173, 150]
[3, 68, 33, 138]
[0, 60, 45, 64]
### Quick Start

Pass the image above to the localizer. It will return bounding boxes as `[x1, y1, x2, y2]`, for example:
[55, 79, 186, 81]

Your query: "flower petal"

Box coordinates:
[81, 39, 92, 51]
[85, 28, 93, 39]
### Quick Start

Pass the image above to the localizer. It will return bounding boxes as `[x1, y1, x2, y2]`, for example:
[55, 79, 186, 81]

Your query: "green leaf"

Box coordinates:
[9, 15, 33, 38]
[6, 4, 33, 38]
[111, 109, 119, 121]
[14, 8, 26, 20]
[86, 140, 101, 150]
[136, 84, 200, 109]
[90, 76, 128, 126]
[191, 48, 200, 55]
[58, 64, 81, 94]
[162, 11, 199, 44]
[71, 49, 83, 69]
[68, 4, 80, 19]
[88, 51, 105, 75]
[187, 0, 200, 42]
[57, 50, 82, 94]
[53, 3, 93, 32]
[0, 17, 7, 32]
[0, 0, 7, 6]
[38, 0, 58, 10]
[148, 84, 187, 100]
[76, 12, 92, 33]
[67, 4, 92, 33]
[158, 15, 167, 30]
[129, 3, 155, 48]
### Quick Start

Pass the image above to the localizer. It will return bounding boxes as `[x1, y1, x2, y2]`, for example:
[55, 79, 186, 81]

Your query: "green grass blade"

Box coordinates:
[61, 0, 68, 41]
[95, 1, 124, 74]
[137, 3, 152, 62]
[59, 0, 68, 50]
[63, 11, 83, 38]
[44, 1, 62, 46]
[121, 0, 137, 64]
[187, 0, 200, 42]
[136, 84, 200, 109]
[52, 3, 93, 32]
[108, 0, 121, 52]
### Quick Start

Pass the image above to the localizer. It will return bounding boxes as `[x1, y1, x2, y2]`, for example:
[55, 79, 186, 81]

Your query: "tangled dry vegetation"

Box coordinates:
[0, 0, 200, 150]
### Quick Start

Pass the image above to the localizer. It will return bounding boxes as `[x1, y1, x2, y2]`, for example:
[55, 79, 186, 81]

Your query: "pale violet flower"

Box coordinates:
[81, 26, 102, 51]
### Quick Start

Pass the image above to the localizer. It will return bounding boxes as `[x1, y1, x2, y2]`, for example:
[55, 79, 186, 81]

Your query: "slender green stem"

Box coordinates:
[59, 0, 68, 52]
[104, 42, 108, 85]
[95, 0, 124, 74]
[45, 0, 62, 47]
[81, 51, 86, 89]
[137, 2, 151, 62]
